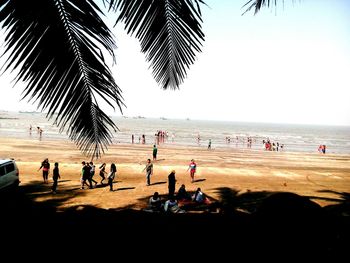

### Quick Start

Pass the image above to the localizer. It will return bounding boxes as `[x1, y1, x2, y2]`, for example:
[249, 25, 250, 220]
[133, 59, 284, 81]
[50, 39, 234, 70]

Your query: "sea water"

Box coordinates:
[0, 111, 349, 154]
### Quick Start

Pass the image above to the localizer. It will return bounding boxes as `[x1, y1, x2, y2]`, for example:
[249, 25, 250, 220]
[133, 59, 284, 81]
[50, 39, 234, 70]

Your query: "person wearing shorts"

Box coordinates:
[187, 159, 197, 183]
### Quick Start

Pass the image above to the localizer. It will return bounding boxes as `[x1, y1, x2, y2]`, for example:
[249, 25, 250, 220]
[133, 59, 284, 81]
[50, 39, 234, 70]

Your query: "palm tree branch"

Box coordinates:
[0, 0, 125, 158]
[242, 0, 288, 15]
[110, 0, 206, 90]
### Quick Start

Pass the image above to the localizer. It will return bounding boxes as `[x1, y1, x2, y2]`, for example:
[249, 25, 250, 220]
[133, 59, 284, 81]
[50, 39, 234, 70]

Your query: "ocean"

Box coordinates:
[0, 111, 349, 154]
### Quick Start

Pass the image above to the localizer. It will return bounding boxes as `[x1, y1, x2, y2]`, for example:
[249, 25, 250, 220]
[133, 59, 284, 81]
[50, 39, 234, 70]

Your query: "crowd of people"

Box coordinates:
[37, 134, 212, 214]
[263, 139, 284, 151]
[38, 159, 119, 193]
[37, 149, 202, 203]
[37, 135, 327, 213]
[131, 130, 173, 145]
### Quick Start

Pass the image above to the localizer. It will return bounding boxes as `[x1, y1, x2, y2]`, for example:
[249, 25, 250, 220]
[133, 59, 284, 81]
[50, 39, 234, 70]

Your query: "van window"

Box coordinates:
[5, 163, 15, 173]
[0, 166, 5, 176]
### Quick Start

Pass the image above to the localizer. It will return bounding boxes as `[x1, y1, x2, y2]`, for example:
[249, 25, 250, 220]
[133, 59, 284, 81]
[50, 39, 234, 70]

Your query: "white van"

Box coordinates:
[0, 159, 20, 191]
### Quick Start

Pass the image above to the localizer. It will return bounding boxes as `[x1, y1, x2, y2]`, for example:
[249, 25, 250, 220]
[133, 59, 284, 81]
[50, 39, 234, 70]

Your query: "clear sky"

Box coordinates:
[0, 0, 349, 126]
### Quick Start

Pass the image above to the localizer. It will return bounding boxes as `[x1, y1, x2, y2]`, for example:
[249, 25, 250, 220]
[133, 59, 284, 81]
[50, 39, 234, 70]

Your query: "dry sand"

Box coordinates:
[1, 137, 349, 211]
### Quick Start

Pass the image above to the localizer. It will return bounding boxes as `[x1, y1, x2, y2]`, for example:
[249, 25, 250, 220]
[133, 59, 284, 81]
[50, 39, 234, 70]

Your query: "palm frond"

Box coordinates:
[109, 0, 206, 90]
[242, 0, 280, 15]
[0, 0, 124, 159]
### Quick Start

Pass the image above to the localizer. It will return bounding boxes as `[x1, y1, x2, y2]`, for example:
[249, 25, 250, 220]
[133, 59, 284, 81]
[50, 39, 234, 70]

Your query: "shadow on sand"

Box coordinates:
[192, 178, 206, 183]
[0, 182, 349, 260]
[116, 187, 136, 191]
[149, 181, 166, 186]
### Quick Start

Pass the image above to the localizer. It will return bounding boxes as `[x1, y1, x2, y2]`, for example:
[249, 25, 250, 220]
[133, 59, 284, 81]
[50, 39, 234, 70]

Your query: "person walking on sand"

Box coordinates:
[152, 144, 158, 161]
[89, 161, 98, 187]
[187, 159, 197, 183]
[85, 162, 93, 189]
[99, 163, 107, 185]
[52, 162, 60, 194]
[108, 163, 117, 191]
[38, 158, 50, 183]
[208, 139, 211, 149]
[81, 161, 91, 189]
[168, 170, 176, 198]
[142, 159, 153, 186]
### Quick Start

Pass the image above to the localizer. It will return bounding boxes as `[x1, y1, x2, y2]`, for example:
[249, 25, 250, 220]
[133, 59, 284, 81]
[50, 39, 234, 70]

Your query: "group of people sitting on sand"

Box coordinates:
[145, 185, 212, 213]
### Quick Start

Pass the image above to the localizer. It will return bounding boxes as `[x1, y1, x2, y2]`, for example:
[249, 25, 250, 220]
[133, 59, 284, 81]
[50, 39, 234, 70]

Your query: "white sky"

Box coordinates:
[0, 0, 349, 126]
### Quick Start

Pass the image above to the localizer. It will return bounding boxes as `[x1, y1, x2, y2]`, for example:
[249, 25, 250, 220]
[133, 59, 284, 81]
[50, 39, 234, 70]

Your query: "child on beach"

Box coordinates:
[52, 162, 60, 194]
[187, 159, 197, 183]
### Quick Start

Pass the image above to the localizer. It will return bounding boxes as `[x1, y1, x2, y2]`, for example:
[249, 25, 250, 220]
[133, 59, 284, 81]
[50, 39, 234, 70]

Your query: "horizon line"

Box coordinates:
[1, 109, 349, 127]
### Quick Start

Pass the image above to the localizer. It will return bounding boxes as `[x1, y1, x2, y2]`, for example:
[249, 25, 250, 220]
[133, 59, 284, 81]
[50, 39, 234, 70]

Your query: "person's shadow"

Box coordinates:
[150, 181, 166, 186]
[193, 179, 206, 183]
[116, 187, 135, 191]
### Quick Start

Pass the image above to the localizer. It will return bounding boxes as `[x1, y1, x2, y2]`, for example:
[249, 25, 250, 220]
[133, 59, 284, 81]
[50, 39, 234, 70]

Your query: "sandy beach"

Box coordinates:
[2, 137, 349, 211]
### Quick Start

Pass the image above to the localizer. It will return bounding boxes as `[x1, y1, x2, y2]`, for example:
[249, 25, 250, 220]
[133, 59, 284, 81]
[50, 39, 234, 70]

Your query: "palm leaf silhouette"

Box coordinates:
[110, 0, 205, 90]
[0, 0, 124, 158]
[242, 0, 286, 15]
[0, 0, 206, 158]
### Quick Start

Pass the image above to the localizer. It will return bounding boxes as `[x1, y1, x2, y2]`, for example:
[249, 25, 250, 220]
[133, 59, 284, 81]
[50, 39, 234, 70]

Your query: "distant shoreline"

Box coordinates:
[0, 117, 18, 120]
[0, 111, 349, 154]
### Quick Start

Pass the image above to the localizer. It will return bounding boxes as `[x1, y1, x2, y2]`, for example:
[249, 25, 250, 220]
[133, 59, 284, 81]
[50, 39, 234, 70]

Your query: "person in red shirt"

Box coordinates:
[187, 159, 197, 183]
